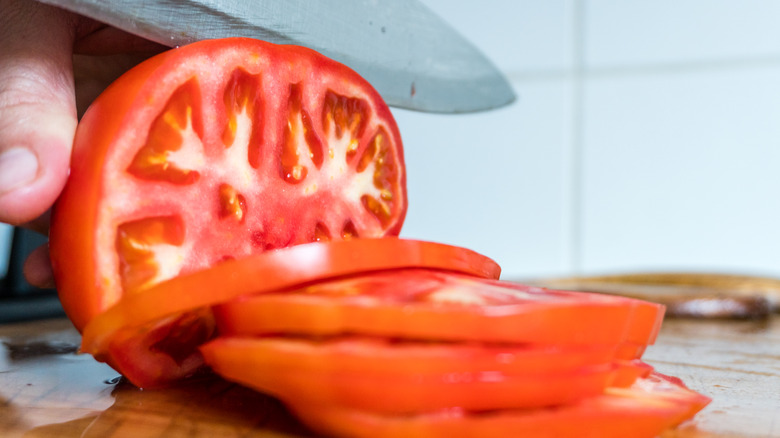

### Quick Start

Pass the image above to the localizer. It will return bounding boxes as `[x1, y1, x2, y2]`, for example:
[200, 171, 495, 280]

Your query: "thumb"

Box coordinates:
[0, 0, 77, 227]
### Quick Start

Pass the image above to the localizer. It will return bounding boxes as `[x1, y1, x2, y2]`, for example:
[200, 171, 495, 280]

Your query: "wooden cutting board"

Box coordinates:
[0, 316, 778, 437]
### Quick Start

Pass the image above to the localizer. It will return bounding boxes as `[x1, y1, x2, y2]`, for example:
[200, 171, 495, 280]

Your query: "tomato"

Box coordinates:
[287, 373, 711, 438]
[78, 239, 500, 387]
[201, 336, 625, 413]
[99, 308, 217, 389]
[611, 359, 654, 387]
[81, 239, 500, 355]
[624, 372, 713, 427]
[214, 269, 665, 346]
[615, 342, 647, 360]
[50, 37, 407, 333]
[200, 336, 620, 376]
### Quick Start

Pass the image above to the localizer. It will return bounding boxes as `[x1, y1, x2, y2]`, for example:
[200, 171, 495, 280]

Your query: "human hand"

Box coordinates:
[0, 0, 167, 287]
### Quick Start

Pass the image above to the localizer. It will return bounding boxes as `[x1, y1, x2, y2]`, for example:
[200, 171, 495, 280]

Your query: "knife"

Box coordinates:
[35, 0, 516, 113]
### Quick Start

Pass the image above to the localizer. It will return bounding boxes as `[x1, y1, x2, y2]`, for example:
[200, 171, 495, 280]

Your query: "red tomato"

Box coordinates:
[79, 239, 500, 387]
[201, 336, 625, 413]
[611, 359, 654, 387]
[100, 308, 217, 389]
[50, 37, 407, 333]
[81, 239, 500, 354]
[214, 269, 665, 346]
[200, 336, 620, 376]
[625, 372, 713, 426]
[287, 373, 711, 438]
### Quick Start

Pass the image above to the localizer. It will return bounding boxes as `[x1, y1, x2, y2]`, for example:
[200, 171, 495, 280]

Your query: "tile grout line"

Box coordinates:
[567, 0, 585, 274]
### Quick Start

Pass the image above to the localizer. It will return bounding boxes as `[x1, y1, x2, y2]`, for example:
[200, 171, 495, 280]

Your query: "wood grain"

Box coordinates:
[0, 316, 778, 437]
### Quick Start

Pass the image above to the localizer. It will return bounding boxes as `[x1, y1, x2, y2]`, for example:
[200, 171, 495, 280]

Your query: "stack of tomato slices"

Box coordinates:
[196, 256, 708, 438]
[77, 237, 710, 437]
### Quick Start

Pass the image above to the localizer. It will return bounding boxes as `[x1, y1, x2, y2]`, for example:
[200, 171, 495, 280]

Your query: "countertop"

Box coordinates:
[0, 316, 778, 437]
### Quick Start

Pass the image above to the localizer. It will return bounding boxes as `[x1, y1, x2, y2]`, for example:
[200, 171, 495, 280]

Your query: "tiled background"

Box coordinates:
[4, 1, 780, 283]
[396, 0, 780, 280]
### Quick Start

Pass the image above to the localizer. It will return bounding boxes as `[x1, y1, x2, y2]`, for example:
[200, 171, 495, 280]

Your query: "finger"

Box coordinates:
[23, 244, 55, 289]
[0, 0, 77, 226]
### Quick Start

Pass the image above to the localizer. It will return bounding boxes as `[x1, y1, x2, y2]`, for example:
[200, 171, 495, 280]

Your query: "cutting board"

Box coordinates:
[0, 316, 778, 437]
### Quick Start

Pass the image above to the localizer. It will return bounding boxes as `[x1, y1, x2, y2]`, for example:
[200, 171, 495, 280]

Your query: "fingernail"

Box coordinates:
[0, 147, 39, 195]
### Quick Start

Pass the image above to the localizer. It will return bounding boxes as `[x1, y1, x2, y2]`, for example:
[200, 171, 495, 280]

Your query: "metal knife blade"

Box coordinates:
[36, 0, 516, 113]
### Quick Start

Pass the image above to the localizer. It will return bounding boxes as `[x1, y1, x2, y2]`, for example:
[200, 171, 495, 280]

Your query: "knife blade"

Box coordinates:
[36, 0, 516, 113]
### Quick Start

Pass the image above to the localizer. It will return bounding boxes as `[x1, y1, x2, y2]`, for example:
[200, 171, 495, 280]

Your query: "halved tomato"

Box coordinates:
[201, 336, 624, 413]
[50, 37, 407, 333]
[288, 373, 710, 438]
[50, 38, 416, 387]
[214, 269, 665, 346]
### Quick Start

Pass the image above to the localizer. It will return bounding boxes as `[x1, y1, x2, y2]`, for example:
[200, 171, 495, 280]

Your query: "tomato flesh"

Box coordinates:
[214, 269, 665, 346]
[287, 373, 711, 438]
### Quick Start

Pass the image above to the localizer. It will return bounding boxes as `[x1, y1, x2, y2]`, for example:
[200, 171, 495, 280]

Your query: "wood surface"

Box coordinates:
[0, 316, 777, 437]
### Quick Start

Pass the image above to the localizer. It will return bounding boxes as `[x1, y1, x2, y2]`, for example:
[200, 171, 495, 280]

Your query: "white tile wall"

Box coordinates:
[397, 0, 576, 279]
[585, 0, 780, 69]
[581, 67, 780, 275]
[401, 0, 780, 279]
[394, 80, 573, 278]
[4, 1, 780, 282]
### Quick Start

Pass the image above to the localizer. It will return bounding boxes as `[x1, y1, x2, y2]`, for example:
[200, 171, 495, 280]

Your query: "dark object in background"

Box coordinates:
[530, 272, 778, 320]
[0, 227, 65, 323]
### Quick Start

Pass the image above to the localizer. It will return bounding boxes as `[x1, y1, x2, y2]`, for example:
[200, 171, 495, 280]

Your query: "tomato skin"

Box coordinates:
[286, 373, 710, 438]
[214, 269, 665, 346]
[50, 38, 408, 333]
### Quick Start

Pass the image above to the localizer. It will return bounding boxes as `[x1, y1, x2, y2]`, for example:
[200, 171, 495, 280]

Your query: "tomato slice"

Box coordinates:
[623, 372, 713, 427]
[287, 373, 711, 438]
[200, 336, 620, 376]
[100, 308, 217, 389]
[50, 37, 407, 332]
[201, 336, 628, 413]
[79, 239, 500, 386]
[214, 269, 665, 346]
